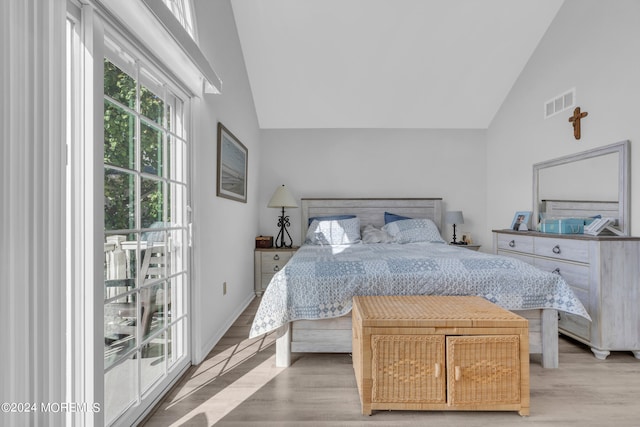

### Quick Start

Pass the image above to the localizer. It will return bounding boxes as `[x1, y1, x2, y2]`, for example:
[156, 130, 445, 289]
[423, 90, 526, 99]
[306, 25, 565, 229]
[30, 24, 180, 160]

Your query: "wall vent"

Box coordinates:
[544, 88, 575, 119]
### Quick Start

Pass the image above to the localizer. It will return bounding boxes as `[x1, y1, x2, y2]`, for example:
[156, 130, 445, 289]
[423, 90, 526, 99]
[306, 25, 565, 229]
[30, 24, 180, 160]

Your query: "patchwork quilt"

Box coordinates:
[249, 242, 590, 338]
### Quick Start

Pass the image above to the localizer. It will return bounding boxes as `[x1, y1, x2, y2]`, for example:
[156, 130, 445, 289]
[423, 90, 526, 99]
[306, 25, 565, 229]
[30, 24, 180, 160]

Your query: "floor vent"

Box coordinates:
[544, 88, 575, 119]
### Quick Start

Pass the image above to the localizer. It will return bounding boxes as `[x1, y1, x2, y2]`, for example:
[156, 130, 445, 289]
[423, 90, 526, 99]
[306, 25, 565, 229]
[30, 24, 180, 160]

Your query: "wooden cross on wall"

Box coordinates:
[568, 107, 588, 139]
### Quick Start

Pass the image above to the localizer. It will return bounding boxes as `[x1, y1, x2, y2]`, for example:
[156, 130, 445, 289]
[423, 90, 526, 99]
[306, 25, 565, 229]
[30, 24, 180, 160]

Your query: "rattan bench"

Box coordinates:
[352, 295, 530, 416]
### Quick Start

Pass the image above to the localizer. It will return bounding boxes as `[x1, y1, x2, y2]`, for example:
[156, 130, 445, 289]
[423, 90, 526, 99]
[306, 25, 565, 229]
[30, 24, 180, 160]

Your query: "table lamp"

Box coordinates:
[267, 184, 298, 248]
[445, 211, 464, 244]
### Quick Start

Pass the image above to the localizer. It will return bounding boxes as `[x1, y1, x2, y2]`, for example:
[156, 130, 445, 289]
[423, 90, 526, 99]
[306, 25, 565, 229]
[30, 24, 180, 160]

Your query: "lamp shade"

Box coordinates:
[445, 211, 464, 225]
[267, 184, 298, 208]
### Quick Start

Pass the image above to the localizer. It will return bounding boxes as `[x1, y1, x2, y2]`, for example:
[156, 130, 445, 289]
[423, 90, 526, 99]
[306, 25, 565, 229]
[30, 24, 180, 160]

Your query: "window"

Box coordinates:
[162, 0, 196, 40]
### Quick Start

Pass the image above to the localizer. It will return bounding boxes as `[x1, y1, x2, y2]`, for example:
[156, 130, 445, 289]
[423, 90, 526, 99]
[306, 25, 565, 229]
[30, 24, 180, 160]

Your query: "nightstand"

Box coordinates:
[254, 247, 298, 296]
[449, 243, 481, 251]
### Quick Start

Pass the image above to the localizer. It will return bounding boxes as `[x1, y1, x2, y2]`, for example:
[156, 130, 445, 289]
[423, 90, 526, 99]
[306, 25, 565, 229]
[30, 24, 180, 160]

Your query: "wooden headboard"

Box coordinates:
[300, 198, 443, 237]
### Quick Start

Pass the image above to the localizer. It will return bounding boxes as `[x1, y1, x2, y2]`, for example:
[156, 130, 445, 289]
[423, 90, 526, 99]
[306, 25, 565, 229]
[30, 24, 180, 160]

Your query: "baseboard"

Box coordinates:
[193, 292, 255, 365]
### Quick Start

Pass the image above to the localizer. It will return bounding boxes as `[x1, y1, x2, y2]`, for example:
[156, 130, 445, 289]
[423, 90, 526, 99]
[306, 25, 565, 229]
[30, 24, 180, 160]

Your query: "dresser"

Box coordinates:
[493, 229, 640, 360]
[254, 247, 297, 296]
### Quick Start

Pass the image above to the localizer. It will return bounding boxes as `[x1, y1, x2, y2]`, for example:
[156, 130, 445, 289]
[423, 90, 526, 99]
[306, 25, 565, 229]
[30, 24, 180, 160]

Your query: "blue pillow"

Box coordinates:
[384, 212, 411, 224]
[308, 214, 356, 226]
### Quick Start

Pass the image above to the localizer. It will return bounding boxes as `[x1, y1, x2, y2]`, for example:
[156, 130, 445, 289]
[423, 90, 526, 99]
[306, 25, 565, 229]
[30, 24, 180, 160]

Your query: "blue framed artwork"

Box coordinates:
[216, 122, 248, 203]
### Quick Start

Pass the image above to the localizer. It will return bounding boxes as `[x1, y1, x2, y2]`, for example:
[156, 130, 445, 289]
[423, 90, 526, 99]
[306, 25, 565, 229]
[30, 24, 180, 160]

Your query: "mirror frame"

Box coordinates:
[532, 140, 630, 235]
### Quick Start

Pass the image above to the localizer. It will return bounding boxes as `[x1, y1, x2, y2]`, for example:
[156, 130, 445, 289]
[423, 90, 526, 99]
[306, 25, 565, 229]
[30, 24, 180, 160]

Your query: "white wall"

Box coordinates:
[190, 0, 261, 363]
[486, 0, 640, 245]
[258, 129, 487, 247]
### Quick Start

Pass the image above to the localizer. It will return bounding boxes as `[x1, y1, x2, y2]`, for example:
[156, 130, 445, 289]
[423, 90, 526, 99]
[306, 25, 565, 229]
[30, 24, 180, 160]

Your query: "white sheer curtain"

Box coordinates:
[0, 0, 67, 426]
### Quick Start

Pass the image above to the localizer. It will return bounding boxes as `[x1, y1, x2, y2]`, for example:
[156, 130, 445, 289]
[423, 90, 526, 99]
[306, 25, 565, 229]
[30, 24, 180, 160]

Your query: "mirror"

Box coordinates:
[532, 140, 630, 235]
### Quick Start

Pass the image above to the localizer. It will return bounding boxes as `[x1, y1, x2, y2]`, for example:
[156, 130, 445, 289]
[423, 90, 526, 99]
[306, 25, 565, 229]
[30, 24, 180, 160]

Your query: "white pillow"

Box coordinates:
[382, 218, 445, 244]
[305, 217, 361, 245]
[362, 224, 395, 244]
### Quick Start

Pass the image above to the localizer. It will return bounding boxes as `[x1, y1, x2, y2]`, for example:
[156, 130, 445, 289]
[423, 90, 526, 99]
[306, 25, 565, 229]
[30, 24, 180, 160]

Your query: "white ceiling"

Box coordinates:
[230, 0, 564, 129]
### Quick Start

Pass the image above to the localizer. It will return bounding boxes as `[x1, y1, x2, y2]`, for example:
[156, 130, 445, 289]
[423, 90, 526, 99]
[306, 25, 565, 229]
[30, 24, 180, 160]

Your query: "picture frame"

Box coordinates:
[511, 211, 532, 231]
[217, 122, 248, 203]
[461, 232, 473, 245]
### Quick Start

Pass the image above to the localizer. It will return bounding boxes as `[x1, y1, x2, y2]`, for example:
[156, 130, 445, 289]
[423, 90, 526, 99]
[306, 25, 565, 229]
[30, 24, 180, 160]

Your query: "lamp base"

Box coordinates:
[274, 207, 293, 248]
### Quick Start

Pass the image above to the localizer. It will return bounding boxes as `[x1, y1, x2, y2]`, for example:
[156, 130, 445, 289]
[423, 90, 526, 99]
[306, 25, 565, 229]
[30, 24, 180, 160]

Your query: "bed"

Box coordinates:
[249, 198, 590, 369]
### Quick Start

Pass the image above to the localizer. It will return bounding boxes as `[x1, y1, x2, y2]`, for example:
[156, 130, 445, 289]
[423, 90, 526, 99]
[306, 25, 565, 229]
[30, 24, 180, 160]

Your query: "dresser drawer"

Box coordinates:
[497, 250, 534, 265]
[255, 248, 297, 296]
[261, 273, 275, 287]
[559, 312, 591, 342]
[570, 287, 590, 310]
[533, 237, 589, 264]
[534, 258, 590, 292]
[261, 251, 292, 271]
[496, 234, 534, 254]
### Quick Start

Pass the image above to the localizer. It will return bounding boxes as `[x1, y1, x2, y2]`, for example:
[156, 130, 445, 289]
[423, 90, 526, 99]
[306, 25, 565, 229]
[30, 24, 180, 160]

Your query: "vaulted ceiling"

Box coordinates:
[230, 0, 564, 129]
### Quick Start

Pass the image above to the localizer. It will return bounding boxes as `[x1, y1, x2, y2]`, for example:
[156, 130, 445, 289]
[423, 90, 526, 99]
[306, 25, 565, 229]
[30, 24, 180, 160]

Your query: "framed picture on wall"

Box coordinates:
[511, 211, 532, 231]
[217, 122, 248, 203]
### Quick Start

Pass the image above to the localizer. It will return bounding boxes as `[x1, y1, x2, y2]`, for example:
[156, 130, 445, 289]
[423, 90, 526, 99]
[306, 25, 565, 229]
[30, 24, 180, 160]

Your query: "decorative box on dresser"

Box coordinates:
[493, 229, 640, 360]
[254, 247, 297, 296]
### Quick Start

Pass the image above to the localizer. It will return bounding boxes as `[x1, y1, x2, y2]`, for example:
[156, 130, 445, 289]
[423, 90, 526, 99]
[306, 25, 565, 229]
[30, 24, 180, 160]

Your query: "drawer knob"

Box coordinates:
[552, 267, 561, 275]
[552, 245, 561, 254]
[273, 265, 279, 272]
[508, 240, 515, 248]
[273, 254, 280, 260]
[434, 363, 441, 378]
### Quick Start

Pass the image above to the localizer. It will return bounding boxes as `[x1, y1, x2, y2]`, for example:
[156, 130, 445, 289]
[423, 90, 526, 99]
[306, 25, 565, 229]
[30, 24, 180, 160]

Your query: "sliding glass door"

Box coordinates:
[102, 40, 190, 425]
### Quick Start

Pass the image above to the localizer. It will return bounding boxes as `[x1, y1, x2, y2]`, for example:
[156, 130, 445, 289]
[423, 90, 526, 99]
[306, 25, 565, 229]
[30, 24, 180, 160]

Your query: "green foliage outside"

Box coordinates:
[104, 59, 166, 232]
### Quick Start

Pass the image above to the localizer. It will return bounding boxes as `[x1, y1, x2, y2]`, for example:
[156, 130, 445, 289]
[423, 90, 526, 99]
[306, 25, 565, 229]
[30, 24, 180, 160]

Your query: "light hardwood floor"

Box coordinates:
[142, 297, 640, 426]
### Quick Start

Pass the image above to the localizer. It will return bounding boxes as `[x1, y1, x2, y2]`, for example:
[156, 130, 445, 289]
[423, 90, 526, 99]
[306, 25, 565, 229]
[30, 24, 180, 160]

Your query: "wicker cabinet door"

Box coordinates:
[371, 335, 446, 404]
[446, 335, 521, 406]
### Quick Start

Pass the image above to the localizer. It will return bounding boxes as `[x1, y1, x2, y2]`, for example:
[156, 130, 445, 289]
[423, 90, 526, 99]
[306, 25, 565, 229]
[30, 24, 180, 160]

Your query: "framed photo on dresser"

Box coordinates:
[511, 211, 532, 231]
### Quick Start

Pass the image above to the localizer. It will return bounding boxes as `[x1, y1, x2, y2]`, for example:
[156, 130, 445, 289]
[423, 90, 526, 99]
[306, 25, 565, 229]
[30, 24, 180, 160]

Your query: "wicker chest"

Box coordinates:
[352, 296, 529, 416]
